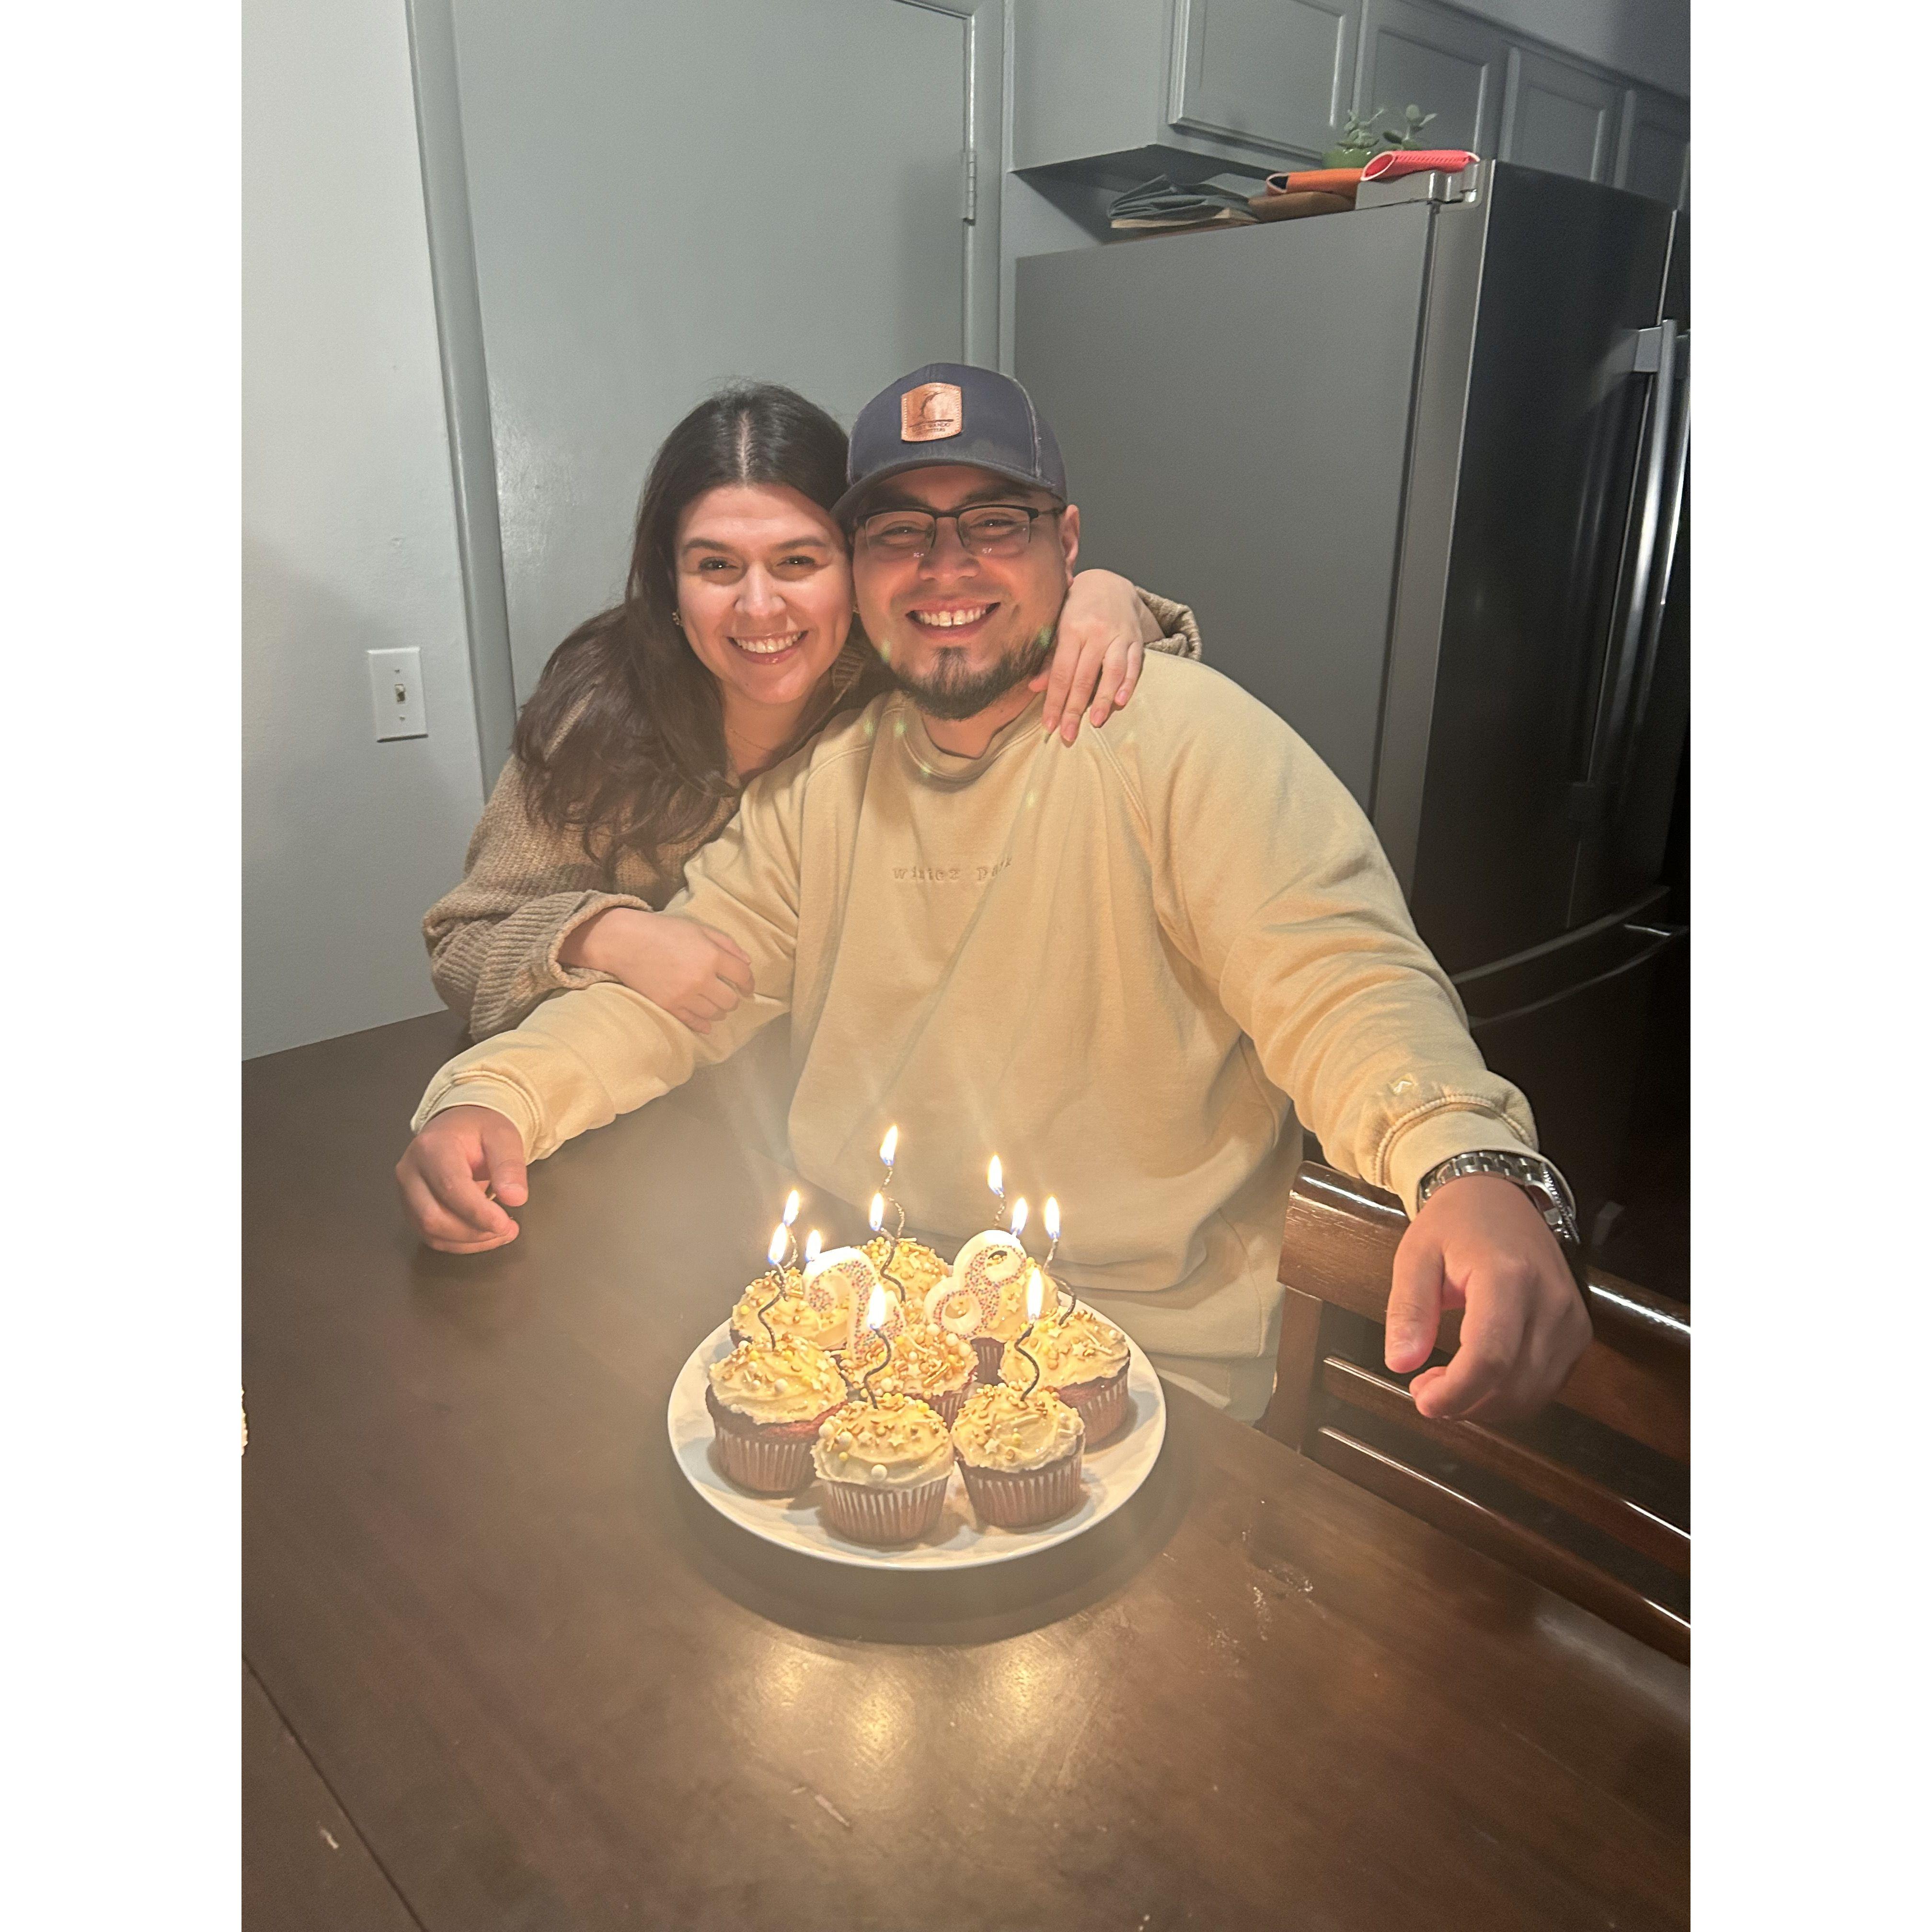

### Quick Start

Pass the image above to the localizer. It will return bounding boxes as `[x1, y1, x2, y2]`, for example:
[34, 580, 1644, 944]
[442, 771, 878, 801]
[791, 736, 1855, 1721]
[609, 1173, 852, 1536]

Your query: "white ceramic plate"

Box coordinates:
[667, 1310, 1167, 1571]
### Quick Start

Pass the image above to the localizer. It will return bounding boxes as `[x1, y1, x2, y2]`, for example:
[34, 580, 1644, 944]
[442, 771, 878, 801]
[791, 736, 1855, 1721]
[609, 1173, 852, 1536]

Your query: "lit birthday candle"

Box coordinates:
[879, 1125, 899, 1181]
[1043, 1196, 1071, 1312]
[986, 1154, 1004, 1218]
[1009, 1196, 1029, 1243]
[869, 1190, 905, 1297]
[755, 1222, 790, 1345]
[804, 1228, 823, 1271]
[860, 1281, 893, 1404]
[1014, 1266, 1047, 1398]
[782, 1188, 802, 1267]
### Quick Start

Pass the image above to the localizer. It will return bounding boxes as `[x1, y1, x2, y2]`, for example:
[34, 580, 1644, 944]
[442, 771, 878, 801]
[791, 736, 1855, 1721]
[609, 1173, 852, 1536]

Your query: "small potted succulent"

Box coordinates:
[1322, 103, 1437, 171]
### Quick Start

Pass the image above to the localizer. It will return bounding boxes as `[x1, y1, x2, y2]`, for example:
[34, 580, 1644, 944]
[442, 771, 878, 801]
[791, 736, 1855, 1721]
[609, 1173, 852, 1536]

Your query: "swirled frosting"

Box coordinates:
[1000, 1309, 1130, 1390]
[862, 1232, 948, 1303]
[811, 1394, 954, 1489]
[950, 1383, 1083, 1471]
[707, 1337, 847, 1426]
[729, 1268, 854, 1353]
[839, 1322, 975, 1400]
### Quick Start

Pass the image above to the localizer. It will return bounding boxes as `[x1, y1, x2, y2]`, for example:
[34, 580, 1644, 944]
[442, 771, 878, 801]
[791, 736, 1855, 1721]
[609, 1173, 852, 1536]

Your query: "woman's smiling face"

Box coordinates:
[673, 483, 854, 716]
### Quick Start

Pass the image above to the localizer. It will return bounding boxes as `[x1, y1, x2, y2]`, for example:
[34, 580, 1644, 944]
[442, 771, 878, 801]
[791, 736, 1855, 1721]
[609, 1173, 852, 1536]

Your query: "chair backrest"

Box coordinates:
[1261, 1162, 1690, 1664]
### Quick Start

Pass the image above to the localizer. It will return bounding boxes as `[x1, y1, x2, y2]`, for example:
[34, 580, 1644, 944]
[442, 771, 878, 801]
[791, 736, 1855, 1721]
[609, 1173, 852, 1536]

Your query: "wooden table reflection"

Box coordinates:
[242, 1015, 1688, 1931]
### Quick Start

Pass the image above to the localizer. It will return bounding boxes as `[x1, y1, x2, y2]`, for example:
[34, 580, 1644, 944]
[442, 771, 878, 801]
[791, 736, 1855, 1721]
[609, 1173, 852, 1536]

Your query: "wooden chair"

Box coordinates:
[1259, 1162, 1690, 1664]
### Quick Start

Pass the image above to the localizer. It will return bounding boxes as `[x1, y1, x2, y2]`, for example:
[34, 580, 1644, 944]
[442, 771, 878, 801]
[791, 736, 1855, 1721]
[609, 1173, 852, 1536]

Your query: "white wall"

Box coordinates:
[243, 0, 484, 1058]
[1455, 0, 1689, 97]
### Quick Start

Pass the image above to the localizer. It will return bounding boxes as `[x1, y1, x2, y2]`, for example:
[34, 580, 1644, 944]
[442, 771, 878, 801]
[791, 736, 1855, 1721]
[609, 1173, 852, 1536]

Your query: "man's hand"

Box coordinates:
[1031, 567, 1154, 744]
[1385, 1174, 1591, 1423]
[559, 906, 753, 1033]
[395, 1104, 529, 1254]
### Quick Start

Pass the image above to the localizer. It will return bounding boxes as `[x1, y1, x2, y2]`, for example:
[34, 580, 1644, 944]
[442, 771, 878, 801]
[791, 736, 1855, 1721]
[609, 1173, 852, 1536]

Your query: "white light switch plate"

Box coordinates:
[368, 647, 427, 740]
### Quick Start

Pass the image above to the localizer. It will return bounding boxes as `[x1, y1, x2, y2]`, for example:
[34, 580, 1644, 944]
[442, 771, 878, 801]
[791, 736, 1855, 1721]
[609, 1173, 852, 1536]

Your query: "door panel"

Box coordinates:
[1499, 46, 1620, 184]
[1355, 0, 1506, 158]
[448, 0, 968, 701]
[1405, 166, 1673, 973]
[1170, 0, 1361, 161]
[1616, 87, 1690, 209]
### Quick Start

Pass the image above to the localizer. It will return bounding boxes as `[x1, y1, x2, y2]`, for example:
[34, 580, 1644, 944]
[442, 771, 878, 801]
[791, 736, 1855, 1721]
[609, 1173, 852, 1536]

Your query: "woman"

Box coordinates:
[425, 381, 1201, 1039]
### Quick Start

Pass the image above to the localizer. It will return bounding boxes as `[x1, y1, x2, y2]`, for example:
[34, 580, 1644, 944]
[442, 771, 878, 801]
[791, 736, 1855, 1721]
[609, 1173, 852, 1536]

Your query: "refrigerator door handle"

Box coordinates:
[1467, 926, 1680, 1032]
[1571, 319, 1680, 818]
[1615, 337, 1690, 805]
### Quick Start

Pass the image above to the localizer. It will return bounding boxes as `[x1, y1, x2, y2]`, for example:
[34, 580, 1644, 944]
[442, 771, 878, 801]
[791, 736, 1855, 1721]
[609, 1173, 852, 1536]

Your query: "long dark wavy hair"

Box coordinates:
[512, 382, 864, 871]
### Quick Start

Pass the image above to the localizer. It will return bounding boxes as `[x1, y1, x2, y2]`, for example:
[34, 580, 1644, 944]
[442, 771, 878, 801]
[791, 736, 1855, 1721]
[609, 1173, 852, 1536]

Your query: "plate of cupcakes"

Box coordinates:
[666, 1214, 1166, 1571]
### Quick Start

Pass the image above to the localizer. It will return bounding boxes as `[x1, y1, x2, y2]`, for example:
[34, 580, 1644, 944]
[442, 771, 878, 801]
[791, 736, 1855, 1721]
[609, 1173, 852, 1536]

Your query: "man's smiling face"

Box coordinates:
[851, 464, 1081, 721]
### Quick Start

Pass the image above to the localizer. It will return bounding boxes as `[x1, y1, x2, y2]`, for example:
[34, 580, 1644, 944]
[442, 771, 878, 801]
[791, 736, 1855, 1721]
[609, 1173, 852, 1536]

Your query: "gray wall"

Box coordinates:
[243, 0, 485, 1058]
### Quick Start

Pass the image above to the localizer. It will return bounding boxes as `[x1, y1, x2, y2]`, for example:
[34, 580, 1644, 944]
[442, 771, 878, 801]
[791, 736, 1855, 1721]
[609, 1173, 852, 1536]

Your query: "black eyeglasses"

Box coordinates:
[857, 503, 1063, 559]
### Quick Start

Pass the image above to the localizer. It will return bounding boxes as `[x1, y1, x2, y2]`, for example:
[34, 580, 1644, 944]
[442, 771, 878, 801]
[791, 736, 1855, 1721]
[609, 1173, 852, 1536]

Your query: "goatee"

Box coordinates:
[888, 627, 1054, 722]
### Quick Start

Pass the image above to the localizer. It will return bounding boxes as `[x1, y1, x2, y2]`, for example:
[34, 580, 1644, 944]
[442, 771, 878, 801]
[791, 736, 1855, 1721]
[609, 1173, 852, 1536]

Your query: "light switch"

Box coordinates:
[368, 647, 427, 741]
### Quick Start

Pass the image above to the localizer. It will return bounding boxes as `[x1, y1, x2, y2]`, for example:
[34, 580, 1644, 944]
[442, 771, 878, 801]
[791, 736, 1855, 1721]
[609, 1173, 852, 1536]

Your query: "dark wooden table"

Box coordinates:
[243, 1014, 1689, 1931]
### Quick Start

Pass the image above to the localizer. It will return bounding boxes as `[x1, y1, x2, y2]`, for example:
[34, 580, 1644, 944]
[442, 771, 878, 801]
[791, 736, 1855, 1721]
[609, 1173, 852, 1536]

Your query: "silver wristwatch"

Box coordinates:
[1415, 1149, 1582, 1250]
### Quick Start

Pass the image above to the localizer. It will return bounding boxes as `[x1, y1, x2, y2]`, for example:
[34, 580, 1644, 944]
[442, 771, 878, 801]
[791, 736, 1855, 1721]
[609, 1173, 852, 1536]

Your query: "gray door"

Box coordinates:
[435, 0, 976, 705]
[1016, 207, 1434, 807]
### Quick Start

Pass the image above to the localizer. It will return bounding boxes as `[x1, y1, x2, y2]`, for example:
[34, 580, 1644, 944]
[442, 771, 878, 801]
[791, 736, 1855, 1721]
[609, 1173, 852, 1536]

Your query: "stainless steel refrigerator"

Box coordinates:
[1015, 161, 1690, 1230]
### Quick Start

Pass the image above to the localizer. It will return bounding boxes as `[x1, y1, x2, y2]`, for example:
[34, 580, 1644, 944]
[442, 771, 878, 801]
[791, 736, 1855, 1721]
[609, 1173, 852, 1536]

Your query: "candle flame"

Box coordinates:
[865, 1282, 888, 1333]
[804, 1228, 823, 1267]
[1010, 1196, 1028, 1238]
[869, 1192, 885, 1233]
[1025, 1265, 1044, 1324]
[1044, 1196, 1060, 1241]
[782, 1188, 801, 1227]
[880, 1125, 898, 1166]
[766, 1224, 788, 1268]
[987, 1153, 1002, 1197]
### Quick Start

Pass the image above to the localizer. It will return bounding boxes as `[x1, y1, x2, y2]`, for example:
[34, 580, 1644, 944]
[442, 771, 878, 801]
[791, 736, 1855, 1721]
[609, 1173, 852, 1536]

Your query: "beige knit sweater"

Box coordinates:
[425, 589, 1203, 1037]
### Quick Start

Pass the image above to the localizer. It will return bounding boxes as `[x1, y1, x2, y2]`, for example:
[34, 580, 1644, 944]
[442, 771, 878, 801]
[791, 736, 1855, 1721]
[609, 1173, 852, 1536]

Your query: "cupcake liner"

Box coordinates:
[818, 1474, 950, 1544]
[1057, 1365, 1130, 1446]
[714, 1427, 817, 1495]
[704, 1382, 834, 1495]
[959, 1446, 1085, 1528]
[970, 1334, 1008, 1382]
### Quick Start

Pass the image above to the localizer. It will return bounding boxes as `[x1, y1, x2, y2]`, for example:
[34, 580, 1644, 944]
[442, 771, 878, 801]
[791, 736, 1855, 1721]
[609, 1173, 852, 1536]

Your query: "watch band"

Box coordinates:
[1414, 1150, 1582, 1251]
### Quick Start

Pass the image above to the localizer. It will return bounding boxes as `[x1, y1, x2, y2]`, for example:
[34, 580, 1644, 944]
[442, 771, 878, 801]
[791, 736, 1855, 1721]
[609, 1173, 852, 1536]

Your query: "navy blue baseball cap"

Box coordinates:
[834, 362, 1068, 524]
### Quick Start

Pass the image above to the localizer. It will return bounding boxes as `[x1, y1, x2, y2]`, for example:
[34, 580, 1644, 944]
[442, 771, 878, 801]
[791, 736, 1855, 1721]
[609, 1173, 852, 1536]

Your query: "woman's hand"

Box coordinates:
[559, 907, 753, 1033]
[1032, 568, 1160, 745]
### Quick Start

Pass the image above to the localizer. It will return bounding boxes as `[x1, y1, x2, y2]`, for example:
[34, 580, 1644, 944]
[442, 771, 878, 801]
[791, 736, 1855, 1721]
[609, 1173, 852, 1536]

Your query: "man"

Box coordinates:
[397, 364, 1590, 1424]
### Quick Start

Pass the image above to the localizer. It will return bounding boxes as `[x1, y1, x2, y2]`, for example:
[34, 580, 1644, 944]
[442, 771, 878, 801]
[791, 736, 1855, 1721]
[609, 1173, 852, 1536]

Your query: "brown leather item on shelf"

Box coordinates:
[1263, 166, 1363, 198]
[1248, 190, 1354, 223]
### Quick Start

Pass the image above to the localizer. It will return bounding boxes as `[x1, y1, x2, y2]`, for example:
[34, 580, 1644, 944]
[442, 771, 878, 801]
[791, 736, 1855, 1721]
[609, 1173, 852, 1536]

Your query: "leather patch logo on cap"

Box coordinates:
[900, 381, 963, 443]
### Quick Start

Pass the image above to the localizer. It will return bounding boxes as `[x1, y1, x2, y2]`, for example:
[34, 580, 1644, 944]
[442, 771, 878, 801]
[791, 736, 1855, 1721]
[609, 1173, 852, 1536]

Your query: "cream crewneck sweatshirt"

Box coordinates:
[414, 652, 1535, 1394]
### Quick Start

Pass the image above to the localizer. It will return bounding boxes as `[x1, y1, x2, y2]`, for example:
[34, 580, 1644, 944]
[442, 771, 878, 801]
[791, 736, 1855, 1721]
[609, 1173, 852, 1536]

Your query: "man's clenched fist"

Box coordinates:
[1385, 1173, 1591, 1423]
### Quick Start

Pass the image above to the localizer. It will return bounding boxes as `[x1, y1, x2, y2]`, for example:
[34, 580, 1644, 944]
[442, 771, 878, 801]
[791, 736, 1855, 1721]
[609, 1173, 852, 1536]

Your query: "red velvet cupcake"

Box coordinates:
[999, 1308, 1132, 1445]
[811, 1395, 955, 1543]
[704, 1338, 849, 1494]
[837, 1323, 978, 1427]
[950, 1383, 1086, 1528]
